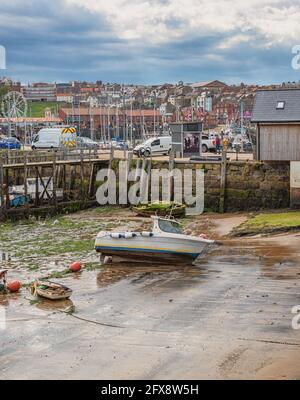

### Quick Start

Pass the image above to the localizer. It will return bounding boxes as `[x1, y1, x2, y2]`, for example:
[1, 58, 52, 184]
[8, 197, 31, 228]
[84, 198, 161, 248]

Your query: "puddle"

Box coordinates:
[35, 298, 75, 313]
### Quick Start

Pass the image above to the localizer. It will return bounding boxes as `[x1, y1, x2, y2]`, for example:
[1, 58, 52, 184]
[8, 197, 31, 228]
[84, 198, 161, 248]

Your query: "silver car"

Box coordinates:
[76, 137, 99, 149]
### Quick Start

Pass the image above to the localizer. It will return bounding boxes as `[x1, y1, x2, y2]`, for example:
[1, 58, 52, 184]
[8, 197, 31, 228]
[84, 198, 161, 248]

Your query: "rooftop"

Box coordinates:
[190, 80, 227, 89]
[252, 89, 300, 123]
[59, 107, 161, 117]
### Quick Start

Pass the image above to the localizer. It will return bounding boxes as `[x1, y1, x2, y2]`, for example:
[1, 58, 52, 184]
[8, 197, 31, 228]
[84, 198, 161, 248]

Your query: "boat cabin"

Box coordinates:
[152, 217, 183, 235]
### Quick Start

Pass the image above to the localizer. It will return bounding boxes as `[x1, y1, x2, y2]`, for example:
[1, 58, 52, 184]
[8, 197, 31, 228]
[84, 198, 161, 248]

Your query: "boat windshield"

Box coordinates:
[158, 219, 182, 234]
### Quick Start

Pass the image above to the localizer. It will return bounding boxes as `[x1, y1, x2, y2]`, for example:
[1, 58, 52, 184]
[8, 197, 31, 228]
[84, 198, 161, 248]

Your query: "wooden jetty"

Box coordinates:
[0, 149, 112, 220]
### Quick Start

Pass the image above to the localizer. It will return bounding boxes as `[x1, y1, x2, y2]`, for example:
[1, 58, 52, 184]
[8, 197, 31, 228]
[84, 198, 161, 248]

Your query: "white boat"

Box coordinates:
[95, 217, 214, 264]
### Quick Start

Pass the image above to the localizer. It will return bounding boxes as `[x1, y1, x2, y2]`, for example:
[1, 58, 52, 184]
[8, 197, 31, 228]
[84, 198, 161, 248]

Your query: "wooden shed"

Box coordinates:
[252, 89, 300, 161]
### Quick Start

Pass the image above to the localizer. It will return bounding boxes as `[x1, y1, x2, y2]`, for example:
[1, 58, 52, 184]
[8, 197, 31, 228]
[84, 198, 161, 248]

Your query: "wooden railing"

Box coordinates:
[0, 148, 113, 166]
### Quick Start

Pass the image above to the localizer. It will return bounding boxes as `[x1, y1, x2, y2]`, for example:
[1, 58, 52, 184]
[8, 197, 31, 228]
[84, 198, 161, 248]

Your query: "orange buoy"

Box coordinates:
[7, 281, 21, 293]
[70, 262, 82, 273]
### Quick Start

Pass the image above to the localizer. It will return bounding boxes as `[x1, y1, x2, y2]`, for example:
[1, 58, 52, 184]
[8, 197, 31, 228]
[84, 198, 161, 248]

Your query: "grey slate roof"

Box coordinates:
[252, 89, 300, 123]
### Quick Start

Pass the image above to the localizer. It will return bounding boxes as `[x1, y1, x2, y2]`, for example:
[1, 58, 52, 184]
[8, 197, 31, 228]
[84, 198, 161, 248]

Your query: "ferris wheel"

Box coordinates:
[1, 91, 27, 119]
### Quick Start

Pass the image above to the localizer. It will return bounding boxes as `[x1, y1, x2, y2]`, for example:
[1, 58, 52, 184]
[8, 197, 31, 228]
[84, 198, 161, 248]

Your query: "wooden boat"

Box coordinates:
[31, 280, 72, 300]
[95, 216, 214, 264]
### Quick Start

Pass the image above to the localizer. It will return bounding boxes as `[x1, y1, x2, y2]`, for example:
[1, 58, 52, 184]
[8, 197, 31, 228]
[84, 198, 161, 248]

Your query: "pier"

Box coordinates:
[0, 149, 112, 220]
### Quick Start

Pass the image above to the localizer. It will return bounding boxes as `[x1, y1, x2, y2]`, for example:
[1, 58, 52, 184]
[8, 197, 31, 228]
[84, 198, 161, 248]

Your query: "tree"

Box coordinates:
[0, 85, 9, 116]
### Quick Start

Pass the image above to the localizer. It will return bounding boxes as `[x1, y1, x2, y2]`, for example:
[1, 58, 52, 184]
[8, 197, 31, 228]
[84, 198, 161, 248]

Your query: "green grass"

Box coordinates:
[244, 212, 300, 229]
[27, 102, 68, 118]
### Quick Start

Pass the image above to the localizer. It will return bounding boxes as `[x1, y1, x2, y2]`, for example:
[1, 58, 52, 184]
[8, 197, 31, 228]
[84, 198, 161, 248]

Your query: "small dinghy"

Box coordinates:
[31, 280, 72, 300]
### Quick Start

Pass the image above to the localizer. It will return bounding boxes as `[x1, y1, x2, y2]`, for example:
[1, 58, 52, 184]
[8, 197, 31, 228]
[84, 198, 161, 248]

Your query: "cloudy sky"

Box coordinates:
[0, 0, 300, 84]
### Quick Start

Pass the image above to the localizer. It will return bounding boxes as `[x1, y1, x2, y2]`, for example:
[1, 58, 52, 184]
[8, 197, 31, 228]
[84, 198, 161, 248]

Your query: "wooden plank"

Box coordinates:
[80, 150, 85, 201]
[24, 154, 29, 215]
[0, 156, 5, 217]
[260, 124, 300, 161]
[219, 151, 227, 213]
[52, 152, 57, 208]
[88, 163, 95, 198]
[35, 167, 39, 207]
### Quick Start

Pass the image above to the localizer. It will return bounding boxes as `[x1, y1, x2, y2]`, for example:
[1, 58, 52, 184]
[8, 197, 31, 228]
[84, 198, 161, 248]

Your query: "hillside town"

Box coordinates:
[0, 76, 288, 140]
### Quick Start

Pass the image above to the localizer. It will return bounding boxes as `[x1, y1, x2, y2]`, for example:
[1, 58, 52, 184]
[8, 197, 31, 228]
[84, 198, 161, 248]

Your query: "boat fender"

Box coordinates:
[124, 233, 137, 239]
[199, 233, 208, 240]
[141, 232, 154, 237]
[110, 233, 123, 239]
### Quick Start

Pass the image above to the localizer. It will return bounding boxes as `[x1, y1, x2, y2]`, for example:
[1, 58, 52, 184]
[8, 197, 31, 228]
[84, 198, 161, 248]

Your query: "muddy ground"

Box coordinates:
[0, 208, 299, 380]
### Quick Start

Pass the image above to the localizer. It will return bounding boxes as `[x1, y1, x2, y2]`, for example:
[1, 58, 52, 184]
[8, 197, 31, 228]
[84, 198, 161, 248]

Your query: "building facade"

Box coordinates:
[22, 83, 56, 102]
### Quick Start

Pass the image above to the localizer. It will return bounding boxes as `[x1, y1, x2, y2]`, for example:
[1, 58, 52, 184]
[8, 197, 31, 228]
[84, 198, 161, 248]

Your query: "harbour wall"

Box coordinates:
[0, 153, 291, 220]
[149, 160, 290, 212]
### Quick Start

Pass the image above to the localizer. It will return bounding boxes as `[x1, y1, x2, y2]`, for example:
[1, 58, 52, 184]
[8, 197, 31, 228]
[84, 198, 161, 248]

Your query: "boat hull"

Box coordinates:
[95, 234, 211, 263]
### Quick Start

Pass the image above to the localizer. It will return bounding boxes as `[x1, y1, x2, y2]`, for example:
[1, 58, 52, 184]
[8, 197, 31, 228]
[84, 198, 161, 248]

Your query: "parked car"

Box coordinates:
[242, 141, 253, 152]
[112, 141, 129, 150]
[0, 137, 21, 150]
[76, 136, 100, 149]
[232, 139, 253, 152]
[134, 136, 172, 157]
[201, 135, 216, 153]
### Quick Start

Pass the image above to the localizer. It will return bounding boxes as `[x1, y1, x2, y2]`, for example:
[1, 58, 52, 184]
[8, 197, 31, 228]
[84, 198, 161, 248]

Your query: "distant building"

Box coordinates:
[160, 102, 175, 116]
[173, 95, 191, 108]
[195, 94, 213, 112]
[57, 94, 73, 103]
[56, 82, 74, 95]
[22, 83, 56, 102]
[58, 107, 162, 139]
[190, 80, 228, 93]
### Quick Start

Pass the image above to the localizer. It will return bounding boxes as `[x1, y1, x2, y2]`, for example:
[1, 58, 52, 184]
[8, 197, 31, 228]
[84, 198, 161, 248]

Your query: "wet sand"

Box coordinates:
[0, 210, 299, 380]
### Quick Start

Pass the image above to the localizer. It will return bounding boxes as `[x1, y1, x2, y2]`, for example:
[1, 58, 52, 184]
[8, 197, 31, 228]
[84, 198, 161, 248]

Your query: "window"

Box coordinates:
[151, 139, 160, 147]
[158, 219, 182, 234]
[276, 101, 285, 109]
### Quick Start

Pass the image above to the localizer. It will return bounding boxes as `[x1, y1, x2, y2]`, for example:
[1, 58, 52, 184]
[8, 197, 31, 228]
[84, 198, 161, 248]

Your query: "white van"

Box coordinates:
[31, 127, 77, 150]
[134, 136, 172, 157]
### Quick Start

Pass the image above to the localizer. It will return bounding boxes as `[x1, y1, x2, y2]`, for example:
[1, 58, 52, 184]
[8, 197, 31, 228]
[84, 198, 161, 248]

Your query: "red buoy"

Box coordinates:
[70, 262, 82, 273]
[7, 281, 21, 293]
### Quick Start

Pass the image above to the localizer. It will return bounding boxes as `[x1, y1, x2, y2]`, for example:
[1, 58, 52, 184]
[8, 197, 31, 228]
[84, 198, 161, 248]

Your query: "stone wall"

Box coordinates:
[149, 160, 290, 212]
[203, 161, 290, 212]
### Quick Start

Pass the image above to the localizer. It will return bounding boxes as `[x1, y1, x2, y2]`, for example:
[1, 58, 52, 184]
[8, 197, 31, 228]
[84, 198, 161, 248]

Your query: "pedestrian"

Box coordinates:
[216, 135, 221, 154]
[223, 136, 229, 151]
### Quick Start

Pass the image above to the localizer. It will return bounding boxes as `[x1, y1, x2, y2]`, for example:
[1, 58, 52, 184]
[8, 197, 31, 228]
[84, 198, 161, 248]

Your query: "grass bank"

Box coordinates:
[28, 101, 68, 117]
[233, 211, 300, 236]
